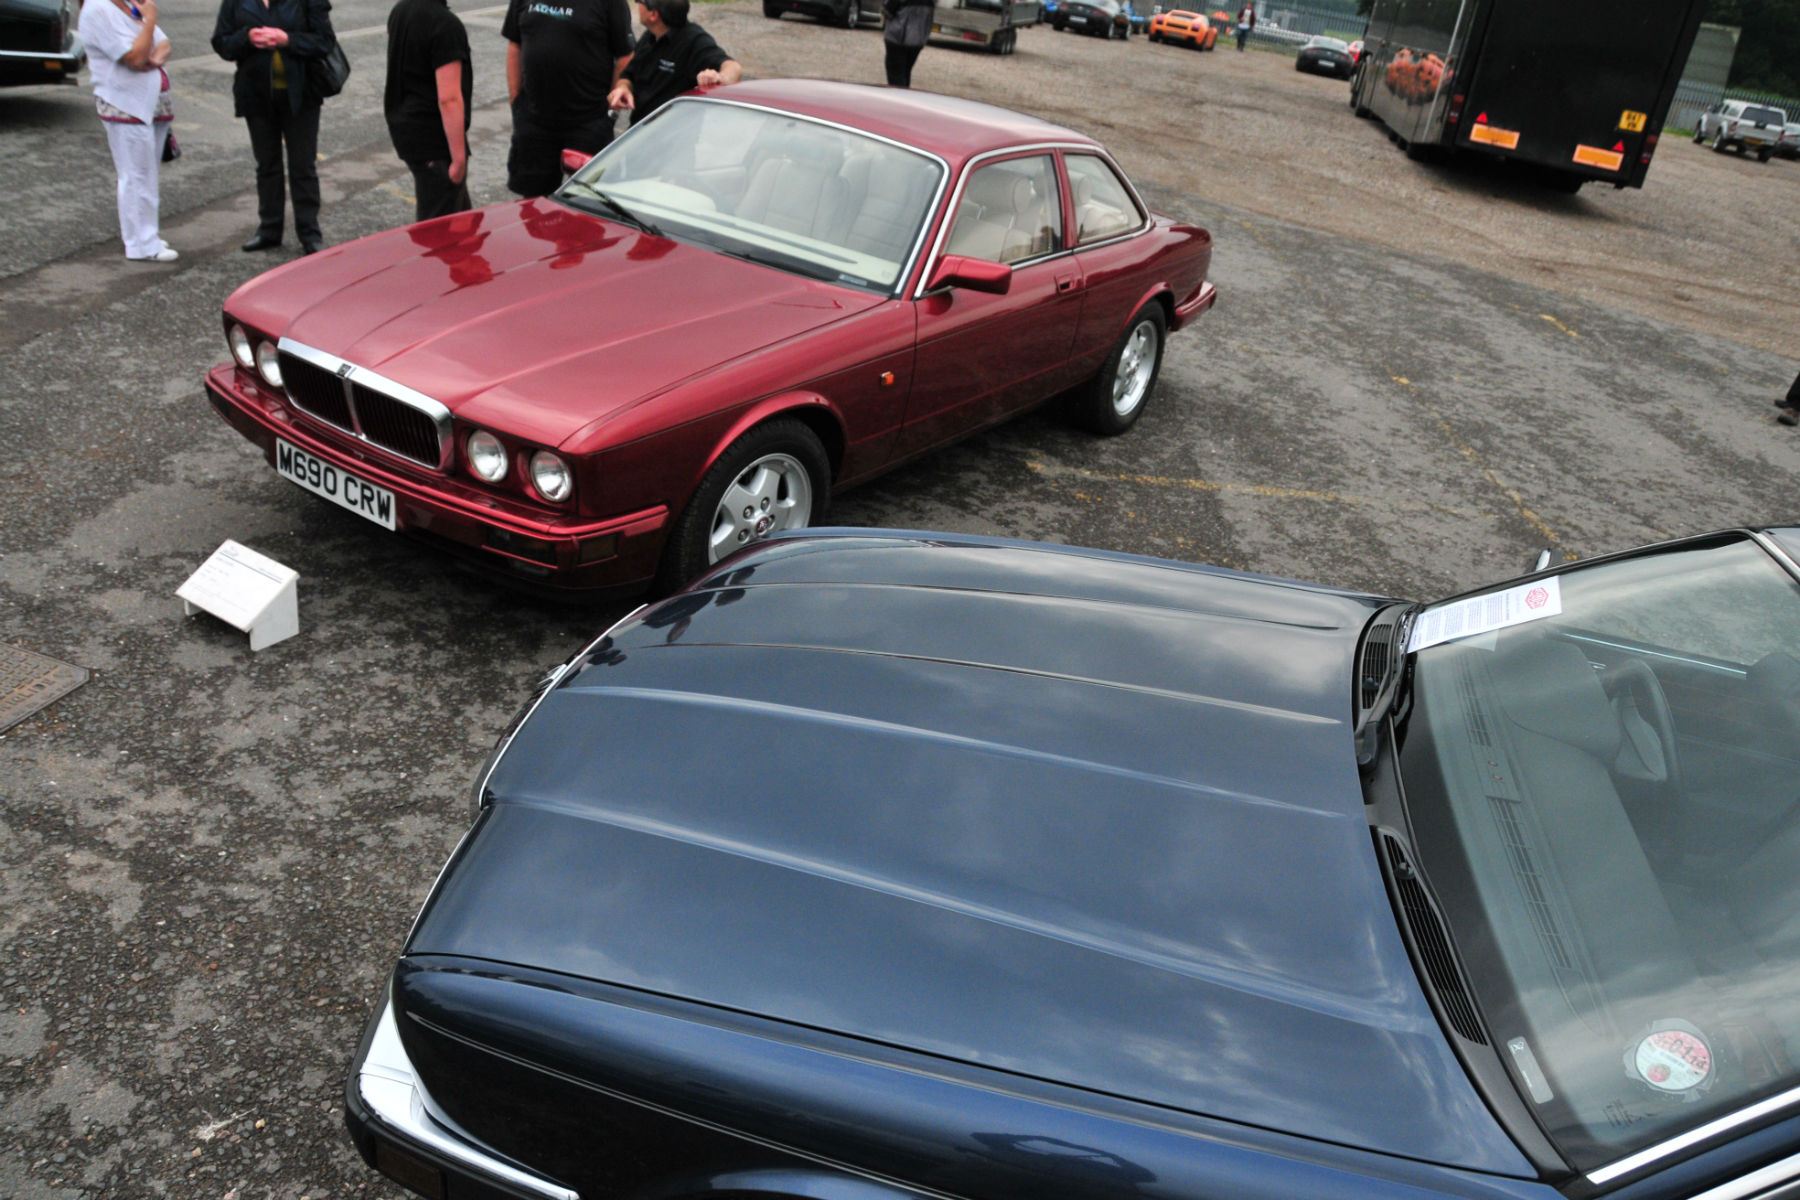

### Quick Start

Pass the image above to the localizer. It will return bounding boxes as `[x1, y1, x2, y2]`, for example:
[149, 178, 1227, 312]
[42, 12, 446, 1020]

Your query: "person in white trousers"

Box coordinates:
[80, 0, 177, 261]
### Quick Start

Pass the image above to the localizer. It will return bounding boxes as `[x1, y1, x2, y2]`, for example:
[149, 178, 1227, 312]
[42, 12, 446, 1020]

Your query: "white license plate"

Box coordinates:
[276, 439, 397, 530]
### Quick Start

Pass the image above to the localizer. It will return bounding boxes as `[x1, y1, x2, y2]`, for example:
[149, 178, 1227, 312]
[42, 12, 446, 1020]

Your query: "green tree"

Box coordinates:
[1713, 0, 1800, 97]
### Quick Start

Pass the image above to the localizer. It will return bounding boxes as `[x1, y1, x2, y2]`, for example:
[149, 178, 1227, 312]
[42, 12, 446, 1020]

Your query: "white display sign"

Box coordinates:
[1406, 576, 1562, 653]
[177, 540, 300, 651]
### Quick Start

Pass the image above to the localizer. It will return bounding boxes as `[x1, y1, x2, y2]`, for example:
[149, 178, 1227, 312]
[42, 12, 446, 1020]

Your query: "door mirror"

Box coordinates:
[925, 255, 1013, 295]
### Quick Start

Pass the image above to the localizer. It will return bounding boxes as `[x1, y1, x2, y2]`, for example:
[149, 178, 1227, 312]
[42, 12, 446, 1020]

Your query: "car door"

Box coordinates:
[1064, 152, 1153, 377]
[900, 152, 1084, 457]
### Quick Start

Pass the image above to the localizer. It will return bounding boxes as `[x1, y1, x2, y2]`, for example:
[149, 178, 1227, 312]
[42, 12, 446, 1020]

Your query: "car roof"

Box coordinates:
[693, 79, 1101, 166]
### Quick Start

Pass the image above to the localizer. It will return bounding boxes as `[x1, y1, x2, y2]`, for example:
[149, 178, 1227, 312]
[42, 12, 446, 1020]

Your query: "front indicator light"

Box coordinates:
[228, 323, 255, 369]
[467, 430, 508, 483]
[529, 451, 573, 502]
[255, 341, 283, 389]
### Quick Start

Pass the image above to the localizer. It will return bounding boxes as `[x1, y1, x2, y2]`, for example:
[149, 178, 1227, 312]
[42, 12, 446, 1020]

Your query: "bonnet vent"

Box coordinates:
[1380, 833, 1488, 1045]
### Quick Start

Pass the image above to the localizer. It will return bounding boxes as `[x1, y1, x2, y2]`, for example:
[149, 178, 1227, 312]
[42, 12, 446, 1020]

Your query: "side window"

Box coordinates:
[1065, 154, 1142, 246]
[943, 155, 1062, 266]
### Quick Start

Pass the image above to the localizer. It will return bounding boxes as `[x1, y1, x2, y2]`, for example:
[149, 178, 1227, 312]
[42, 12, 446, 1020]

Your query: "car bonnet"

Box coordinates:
[227, 199, 889, 448]
[408, 532, 1527, 1174]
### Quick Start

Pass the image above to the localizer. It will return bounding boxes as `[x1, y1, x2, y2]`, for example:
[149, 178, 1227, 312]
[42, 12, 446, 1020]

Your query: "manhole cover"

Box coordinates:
[0, 644, 90, 734]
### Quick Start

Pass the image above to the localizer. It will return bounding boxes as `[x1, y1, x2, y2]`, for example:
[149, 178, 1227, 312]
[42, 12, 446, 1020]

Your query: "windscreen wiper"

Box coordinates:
[1354, 603, 1420, 769]
[559, 182, 663, 238]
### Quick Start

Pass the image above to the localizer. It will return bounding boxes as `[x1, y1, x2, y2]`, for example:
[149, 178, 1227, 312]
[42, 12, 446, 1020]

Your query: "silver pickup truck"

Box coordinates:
[1694, 99, 1790, 162]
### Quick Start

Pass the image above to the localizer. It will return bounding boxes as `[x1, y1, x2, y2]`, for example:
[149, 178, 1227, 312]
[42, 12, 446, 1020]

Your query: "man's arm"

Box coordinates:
[612, 51, 630, 85]
[436, 60, 468, 182]
[505, 39, 521, 102]
[694, 57, 740, 88]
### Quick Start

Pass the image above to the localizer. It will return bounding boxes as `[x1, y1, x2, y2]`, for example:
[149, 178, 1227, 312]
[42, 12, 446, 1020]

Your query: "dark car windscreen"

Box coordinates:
[1743, 106, 1787, 125]
[1397, 536, 1800, 1175]
[563, 99, 943, 294]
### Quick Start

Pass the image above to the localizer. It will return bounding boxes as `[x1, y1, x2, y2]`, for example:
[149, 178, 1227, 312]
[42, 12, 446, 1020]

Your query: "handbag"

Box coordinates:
[314, 39, 350, 98]
[162, 131, 181, 162]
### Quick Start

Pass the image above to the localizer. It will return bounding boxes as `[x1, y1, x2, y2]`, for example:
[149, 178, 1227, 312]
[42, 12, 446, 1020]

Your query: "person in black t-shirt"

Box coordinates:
[503, 0, 633, 195]
[606, 0, 740, 127]
[385, 0, 472, 220]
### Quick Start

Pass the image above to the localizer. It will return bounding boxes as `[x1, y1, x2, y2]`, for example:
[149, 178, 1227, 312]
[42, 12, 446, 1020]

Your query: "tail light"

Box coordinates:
[1446, 92, 1465, 125]
[1640, 132, 1659, 165]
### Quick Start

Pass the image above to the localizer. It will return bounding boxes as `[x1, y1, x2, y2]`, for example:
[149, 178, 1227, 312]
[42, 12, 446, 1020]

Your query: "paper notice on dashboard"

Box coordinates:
[1406, 577, 1563, 653]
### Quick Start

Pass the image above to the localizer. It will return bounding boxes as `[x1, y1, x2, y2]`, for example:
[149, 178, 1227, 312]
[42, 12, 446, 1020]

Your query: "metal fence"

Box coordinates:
[1668, 81, 1798, 131]
[1249, 3, 1367, 47]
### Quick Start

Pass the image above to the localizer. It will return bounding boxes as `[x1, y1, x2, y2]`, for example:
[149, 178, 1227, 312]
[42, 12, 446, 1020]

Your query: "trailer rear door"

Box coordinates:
[1456, 0, 1700, 184]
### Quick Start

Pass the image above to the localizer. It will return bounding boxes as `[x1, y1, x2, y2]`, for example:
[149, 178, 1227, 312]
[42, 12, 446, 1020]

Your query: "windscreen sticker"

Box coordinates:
[1626, 1022, 1714, 1099]
[1406, 577, 1563, 652]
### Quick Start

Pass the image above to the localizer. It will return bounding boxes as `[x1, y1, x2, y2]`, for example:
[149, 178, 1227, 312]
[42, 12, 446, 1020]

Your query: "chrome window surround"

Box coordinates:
[590, 96, 952, 301]
[0, 48, 83, 62]
[913, 144, 1151, 299]
[1586, 1086, 1800, 1185]
[357, 996, 579, 1200]
[275, 337, 455, 471]
[1687, 1149, 1800, 1200]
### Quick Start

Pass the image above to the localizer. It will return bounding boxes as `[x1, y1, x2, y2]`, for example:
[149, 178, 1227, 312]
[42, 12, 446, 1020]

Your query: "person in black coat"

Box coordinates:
[212, 0, 336, 253]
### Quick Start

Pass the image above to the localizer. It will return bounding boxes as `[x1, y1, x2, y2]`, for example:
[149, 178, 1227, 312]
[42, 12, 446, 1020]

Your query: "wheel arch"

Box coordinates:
[695, 393, 847, 499]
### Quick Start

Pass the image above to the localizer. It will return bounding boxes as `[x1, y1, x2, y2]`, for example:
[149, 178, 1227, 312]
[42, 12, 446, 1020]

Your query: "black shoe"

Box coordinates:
[1779, 406, 1798, 427]
[242, 233, 282, 252]
[299, 238, 324, 255]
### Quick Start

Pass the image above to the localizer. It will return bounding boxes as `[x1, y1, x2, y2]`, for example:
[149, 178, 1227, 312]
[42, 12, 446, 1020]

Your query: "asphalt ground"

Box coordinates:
[2, 4, 1799, 1197]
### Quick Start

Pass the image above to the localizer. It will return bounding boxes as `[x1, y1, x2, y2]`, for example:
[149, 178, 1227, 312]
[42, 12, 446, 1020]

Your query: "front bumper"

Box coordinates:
[346, 991, 579, 1200]
[0, 41, 85, 86]
[203, 363, 667, 594]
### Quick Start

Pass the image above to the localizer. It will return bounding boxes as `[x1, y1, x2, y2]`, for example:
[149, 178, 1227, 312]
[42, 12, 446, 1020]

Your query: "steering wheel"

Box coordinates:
[1602, 659, 1685, 800]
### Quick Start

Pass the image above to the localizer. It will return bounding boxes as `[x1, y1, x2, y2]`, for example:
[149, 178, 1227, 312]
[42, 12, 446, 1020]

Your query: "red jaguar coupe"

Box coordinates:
[204, 80, 1216, 595]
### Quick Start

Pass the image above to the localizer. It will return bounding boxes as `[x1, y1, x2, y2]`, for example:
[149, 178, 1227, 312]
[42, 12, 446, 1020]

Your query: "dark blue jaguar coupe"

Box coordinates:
[346, 526, 1800, 1200]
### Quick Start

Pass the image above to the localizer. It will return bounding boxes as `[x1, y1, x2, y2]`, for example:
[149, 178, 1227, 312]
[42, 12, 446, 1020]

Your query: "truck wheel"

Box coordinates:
[1712, 131, 1728, 153]
[838, 0, 855, 26]
[1692, 125, 1704, 143]
[999, 26, 1017, 52]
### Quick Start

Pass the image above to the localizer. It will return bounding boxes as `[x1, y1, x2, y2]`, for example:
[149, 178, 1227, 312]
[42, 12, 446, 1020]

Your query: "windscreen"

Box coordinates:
[564, 100, 943, 294]
[1743, 106, 1788, 126]
[1399, 537, 1800, 1172]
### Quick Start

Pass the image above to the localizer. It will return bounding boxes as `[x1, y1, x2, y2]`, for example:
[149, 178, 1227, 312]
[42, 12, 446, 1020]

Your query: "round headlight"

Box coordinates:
[529, 451, 573, 502]
[467, 430, 508, 483]
[228, 323, 255, 369]
[255, 340, 283, 389]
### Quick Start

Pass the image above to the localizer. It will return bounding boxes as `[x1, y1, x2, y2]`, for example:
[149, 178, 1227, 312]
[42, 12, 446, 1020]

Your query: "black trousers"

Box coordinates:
[244, 101, 322, 242]
[406, 159, 472, 222]
[507, 103, 616, 198]
[884, 41, 924, 87]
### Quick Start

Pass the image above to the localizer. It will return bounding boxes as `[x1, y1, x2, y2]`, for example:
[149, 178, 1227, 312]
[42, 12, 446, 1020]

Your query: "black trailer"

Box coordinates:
[1349, 0, 1708, 190]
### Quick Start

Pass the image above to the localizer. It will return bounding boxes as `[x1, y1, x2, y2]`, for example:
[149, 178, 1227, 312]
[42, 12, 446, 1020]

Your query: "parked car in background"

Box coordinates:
[1296, 34, 1354, 76]
[1776, 121, 1800, 159]
[346, 523, 1800, 1200]
[1052, 0, 1133, 37]
[763, 0, 876, 28]
[1148, 8, 1218, 48]
[1694, 98, 1788, 162]
[203, 81, 1215, 596]
[0, 0, 83, 86]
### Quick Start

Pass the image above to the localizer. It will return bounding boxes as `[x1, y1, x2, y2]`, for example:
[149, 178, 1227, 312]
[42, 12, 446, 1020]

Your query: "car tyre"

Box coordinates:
[1757, 147, 1772, 162]
[838, 0, 856, 27]
[1712, 131, 1728, 153]
[658, 419, 831, 593]
[1692, 125, 1705, 143]
[1076, 304, 1165, 435]
[764, 0, 781, 15]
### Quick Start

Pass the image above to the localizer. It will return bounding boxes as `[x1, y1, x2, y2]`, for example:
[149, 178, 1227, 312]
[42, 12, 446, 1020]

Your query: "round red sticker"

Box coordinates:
[1526, 587, 1549, 609]
[1633, 1028, 1711, 1093]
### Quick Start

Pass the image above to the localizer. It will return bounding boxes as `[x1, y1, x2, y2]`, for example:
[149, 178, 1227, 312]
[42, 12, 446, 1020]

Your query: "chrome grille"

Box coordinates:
[275, 338, 453, 471]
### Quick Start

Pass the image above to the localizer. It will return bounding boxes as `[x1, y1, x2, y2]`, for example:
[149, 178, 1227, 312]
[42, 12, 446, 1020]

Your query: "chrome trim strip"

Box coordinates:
[1587, 1086, 1800, 1184]
[578, 96, 952, 301]
[913, 143, 1151, 300]
[276, 337, 455, 470]
[1753, 529, 1800, 582]
[1686, 1150, 1800, 1200]
[357, 997, 579, 1200]
[0, 48, 82, 62]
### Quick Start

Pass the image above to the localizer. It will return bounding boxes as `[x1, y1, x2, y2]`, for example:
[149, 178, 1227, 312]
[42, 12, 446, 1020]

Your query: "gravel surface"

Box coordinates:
[714, 3, 1800, 354]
